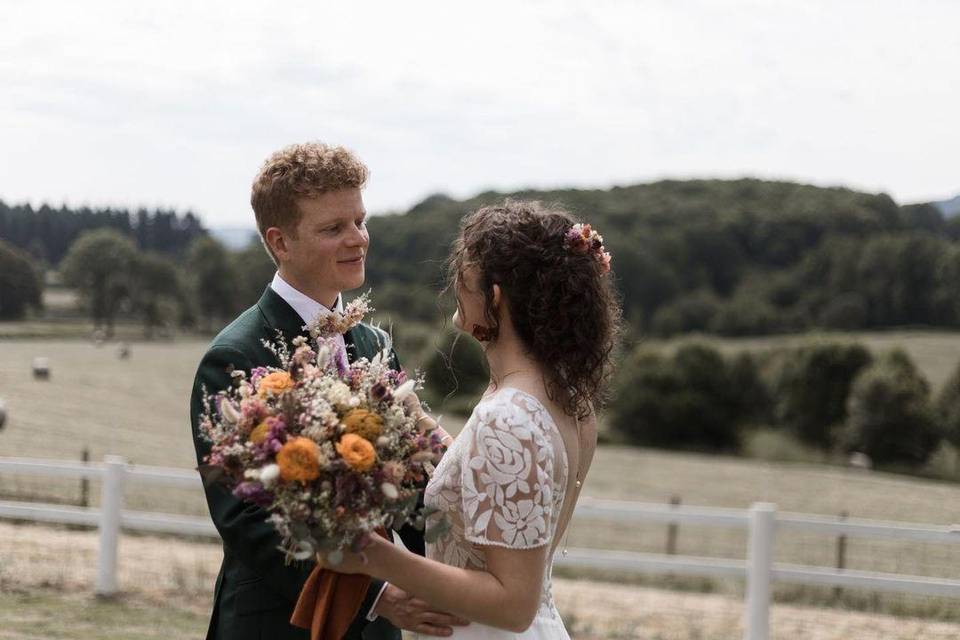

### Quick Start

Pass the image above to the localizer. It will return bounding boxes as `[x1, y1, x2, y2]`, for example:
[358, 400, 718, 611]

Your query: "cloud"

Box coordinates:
[1, 0, 958, 226]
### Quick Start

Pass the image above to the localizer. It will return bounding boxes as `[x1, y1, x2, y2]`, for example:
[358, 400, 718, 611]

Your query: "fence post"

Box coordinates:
[80, 448, 90, 507]
[744, 502, 776, 640]
[833, 510, 848, 600]
[95, 455, 126, 597]
[666, 495, 681, 555]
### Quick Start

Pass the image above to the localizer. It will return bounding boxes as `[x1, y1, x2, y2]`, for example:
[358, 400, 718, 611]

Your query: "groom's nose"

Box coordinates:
[344, 223, 368, 248]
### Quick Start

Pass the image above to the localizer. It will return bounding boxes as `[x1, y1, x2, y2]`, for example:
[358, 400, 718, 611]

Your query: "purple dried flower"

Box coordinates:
[249, 367, 269, 387]
[233, 481, 273, 508]
[370, 382, 390, 403]
[334, 473, 366, 509]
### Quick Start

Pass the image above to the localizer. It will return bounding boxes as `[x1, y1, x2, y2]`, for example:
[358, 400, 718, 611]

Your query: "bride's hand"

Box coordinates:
[404, 393, 454, 447]
[434, 425, 454, 448]
[402, 391, 424, 416]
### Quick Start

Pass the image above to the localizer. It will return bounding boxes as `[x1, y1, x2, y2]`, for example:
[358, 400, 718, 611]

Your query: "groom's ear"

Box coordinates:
[265, 227, 288, 261]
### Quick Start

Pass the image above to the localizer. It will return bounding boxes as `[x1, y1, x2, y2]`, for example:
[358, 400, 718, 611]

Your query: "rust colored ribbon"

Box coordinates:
[290, 530, 388, 640]
[290, 566, 371, 640]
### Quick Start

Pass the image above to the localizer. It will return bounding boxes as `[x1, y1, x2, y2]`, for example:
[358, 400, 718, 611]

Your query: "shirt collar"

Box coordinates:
[269, 272, 343, 327]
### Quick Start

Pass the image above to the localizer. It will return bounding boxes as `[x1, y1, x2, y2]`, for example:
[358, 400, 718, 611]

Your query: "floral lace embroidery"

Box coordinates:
[424, 388, 568, 619]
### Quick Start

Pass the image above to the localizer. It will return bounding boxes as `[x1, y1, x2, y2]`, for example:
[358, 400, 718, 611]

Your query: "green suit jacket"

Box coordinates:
[190, 286, 424, 640]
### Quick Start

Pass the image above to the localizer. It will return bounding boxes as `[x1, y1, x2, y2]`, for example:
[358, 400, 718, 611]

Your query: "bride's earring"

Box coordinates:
[471, 324, 498, 342]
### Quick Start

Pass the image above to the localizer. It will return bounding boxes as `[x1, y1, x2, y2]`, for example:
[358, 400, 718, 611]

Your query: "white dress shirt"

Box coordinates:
[269, 272, 349, 369]
[269, 272, 389, 620]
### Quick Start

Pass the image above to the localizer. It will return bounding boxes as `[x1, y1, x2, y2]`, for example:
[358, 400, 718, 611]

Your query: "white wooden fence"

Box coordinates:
[3, 455, 960, 640]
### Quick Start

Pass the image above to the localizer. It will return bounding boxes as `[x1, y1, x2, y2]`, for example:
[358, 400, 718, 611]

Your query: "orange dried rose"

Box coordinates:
[257, 371, 295, 398]
[336, 433, 376, 472]
[248, 421, 270, 444]
[342, 408, 384, 442]
[277, 437, 321, 483]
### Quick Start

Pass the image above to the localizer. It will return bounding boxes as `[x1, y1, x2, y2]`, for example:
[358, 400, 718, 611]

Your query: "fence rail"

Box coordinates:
[4, 456, 960, 640]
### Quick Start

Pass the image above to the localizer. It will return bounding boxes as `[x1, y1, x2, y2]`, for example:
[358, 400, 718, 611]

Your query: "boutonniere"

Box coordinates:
[306, 292, 373, 339]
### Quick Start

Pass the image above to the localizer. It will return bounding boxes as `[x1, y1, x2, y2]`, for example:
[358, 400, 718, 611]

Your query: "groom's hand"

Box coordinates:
[373, 583, 469, 637]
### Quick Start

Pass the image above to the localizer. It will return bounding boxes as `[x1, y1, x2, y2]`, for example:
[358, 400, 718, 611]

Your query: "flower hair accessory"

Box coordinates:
[563, 223, 612, 275]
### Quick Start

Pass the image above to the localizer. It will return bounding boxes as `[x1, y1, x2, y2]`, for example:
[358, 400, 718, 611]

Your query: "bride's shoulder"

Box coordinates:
[472, 387, 555, 435]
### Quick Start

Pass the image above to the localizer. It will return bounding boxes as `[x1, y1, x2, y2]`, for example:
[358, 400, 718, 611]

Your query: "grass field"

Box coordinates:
[5, 332, 960, 637]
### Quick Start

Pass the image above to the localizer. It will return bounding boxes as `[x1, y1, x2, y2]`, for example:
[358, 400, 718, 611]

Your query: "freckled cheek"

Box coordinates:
[309, 239, 340, 270]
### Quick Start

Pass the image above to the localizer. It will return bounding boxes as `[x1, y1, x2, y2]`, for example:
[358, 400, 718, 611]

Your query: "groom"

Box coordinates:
[190, 142, 467, 640]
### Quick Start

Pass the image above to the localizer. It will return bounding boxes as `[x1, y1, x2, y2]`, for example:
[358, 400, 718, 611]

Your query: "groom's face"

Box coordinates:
[281, 188, 369, 301]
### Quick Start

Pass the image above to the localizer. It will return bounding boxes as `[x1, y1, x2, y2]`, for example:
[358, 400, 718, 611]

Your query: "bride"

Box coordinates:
[333, 199, 621, 638]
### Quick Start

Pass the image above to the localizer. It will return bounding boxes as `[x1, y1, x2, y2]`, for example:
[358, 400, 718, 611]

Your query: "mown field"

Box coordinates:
[5, 332, 960, 638]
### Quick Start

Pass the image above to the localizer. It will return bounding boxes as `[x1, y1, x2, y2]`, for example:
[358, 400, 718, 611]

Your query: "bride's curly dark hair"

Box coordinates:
[447, 199, 623, 419]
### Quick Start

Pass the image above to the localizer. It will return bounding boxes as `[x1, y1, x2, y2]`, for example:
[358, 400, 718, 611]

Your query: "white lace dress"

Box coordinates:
[419, 387, 571, 639]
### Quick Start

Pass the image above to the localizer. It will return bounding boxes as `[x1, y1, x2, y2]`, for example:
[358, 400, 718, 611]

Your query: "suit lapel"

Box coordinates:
[343, 325, 364, 364]
[257, 285, 381, 365]
[256, 286, 310, 345]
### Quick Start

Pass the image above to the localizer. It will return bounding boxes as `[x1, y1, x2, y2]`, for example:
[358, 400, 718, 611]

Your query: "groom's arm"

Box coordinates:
[191, 344, 387, 623]
[190, 344, 314, 602]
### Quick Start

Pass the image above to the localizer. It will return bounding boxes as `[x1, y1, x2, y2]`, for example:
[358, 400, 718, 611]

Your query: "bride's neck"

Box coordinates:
[484, 332, 540, 386]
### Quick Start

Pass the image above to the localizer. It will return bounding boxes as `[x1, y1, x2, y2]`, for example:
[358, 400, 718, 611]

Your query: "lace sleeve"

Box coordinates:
[461, 394, 556, 548]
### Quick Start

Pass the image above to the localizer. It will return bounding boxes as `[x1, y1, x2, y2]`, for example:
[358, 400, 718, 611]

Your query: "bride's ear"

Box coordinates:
[491, 284, 502, 311]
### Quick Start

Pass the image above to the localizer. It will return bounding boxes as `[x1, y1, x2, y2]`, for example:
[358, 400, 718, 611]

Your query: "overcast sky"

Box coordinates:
[2, 0, 958, 227]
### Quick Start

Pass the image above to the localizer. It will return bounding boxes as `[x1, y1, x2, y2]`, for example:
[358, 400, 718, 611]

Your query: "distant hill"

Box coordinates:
[364, 178, 960, 334]
[932, 194, 960, 218]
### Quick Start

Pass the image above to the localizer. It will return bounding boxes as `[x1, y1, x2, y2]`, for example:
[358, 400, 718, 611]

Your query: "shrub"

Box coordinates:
[0, 238, 43, 319]
[841, 350, 941, 466]
[773, 342, 872, 449]
[610, 343, 745, 452]
[420, 331, 488, 413]
[935, 361, 960, 448]
[728, 352, 775, 426]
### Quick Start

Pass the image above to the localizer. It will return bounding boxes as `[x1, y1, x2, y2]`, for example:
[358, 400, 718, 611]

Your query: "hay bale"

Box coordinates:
[848, 451, 873, 470]
[32, 357, 51, 380]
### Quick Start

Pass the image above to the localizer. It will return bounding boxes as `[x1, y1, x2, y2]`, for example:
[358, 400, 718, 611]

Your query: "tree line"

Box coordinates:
[0, 199, 206, 265]
[3, 178, 960, 336]
[0, 229, 275, 332]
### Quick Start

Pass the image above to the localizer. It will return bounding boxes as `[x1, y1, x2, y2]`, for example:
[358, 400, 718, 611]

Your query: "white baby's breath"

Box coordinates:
[220, 400, 240, 425]
[381, 483, 399, 500]
[259, 464, 280, 487]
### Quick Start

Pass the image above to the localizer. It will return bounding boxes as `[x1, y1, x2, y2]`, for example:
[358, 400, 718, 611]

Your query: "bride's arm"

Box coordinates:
[338, 537, 549, 633]
[344, 395, 556, 632]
